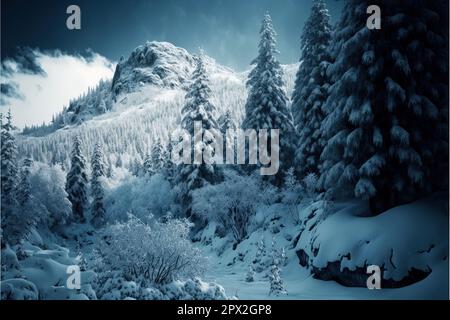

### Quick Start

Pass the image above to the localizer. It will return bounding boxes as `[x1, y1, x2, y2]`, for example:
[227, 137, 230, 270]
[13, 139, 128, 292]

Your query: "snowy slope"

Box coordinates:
[17, 41, 298, 167]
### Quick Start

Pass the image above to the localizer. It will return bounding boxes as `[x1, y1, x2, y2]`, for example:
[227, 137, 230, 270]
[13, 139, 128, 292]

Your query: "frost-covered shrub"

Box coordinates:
[94, 215, 205, 286]
[105, 173, 179, 222]
[91, 270, 228, 300]
[303, 173, 319, 199]
[191, 170, 277, 243]
[161, 278, 228, 300]
[29, 162, 71, 227]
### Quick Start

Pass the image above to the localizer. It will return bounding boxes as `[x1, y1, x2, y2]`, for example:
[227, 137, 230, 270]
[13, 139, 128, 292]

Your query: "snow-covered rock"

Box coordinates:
[111, 42, 196, 97]
[294, 193, 449, 288]
[1, 241, 97, 300]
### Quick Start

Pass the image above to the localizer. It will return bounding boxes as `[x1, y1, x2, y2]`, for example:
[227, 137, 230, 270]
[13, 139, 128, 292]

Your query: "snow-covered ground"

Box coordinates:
[203, 254, 448, 300]
[200, 194, 449, 300]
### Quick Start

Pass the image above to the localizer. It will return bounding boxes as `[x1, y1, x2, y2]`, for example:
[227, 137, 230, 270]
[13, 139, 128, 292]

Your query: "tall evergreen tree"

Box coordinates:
[243, 13, 296, 182]
[320, 0, 449, 214]
[91, 143, 106, 227]
[16, 158, 33, 206]
[150, 139, 164, 175]
[0, 112, 37, 243]
[130, 157, 143, 177]
[178, 54, 221, 187]
[177, 54, 221, 218]
[106, 156, 113, 178]
[162, 141, 176, 183]
[218, 110, 236, 135]
[292, 0, 332, 178]
[218, 110, 236, 164]
[143, 152, 152, 176]
[1, 110, 18, 206]
[66, 135, 88, 222]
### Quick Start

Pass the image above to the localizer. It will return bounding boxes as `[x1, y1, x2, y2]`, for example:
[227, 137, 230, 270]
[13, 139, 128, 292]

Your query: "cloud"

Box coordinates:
[1, 82, 24, 104]
[2, 47, 46, 76]
[1, 49, 115, 128]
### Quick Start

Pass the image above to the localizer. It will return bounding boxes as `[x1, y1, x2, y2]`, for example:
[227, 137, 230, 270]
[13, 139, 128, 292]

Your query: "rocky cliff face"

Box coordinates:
[111, 42, 197, 98]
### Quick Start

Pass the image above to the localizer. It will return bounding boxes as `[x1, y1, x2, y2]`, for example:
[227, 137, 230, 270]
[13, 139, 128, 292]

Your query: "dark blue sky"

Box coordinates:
[2, 0, 343, 70]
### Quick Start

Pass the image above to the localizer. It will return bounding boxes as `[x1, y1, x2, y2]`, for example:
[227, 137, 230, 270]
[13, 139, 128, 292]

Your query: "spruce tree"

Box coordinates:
[253, 237, 266, 273]
[150, 139, 164, 175]
[162, 141, 176, 183]
[218, 110, 236, 164]
[292, 0, 332, 177]
[66, 135, 88, 222]
[106, 156, 113, 178]
[320, 0, 449, 214]
[91, 143, 106, 227]
[143, 152, 152, 176]
[268, 264, 287, 296]
[1, 110, 18, 206]
[177, 54, 221, 217]
[245, 265, 255, 282]
[16, 158, 33, 206]
[218, 110, 236, 134]
[243, 14, 296, 183]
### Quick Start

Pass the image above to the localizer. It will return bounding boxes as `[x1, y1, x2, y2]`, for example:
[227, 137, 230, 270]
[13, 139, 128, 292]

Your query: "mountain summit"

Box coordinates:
[111, 42, 197, 97]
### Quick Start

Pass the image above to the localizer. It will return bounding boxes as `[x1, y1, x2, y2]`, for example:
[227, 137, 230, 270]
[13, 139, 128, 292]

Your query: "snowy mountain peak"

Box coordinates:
[111, 41, 197, 97]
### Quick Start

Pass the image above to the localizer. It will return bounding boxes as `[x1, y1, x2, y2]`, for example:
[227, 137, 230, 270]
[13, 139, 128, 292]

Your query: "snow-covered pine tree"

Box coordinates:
[320, 0, 449, 214]
[283, 167, 298, 190]
[115, 155, 123, 168]
[143, 152, 152, 176]
[253, 237, 266, 273]
[162, 141, 176, 183]
[150, 139, 164, 175]
[291, 0, 332, 178]
[1, 112, 37, 243]
[218, 110, 236, 164]
[91, 143, 106, 227]
[3, 157, 38, 244]
[218, 110, 236, 135]
[66, 135, 88, 222]
[106, 156, 113, 178]
[268, 264, 287, 296]
[16, 158, 33, 206]
[177, 54, 222, 218]
[243, 13, 296, 183]
[245, 265, 255, 282]
[130, 157, 143, 177]
[1, 110, 18, 207]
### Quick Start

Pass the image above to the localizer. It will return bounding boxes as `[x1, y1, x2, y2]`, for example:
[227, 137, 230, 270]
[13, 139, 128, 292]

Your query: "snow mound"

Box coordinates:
[295, 193, 449, 288]
[1, 242, 96, 300]
[95, 272, 231, 300]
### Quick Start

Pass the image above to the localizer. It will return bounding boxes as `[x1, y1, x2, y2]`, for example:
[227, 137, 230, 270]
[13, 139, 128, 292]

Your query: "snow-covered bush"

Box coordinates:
[302, 173, 319, 199]
[93, 215, 205, 286]
[191, 170, 277, 243]
[92, 270, 229, 300]
[2, 161, 71, 244]
[29, 162, 71, 227]
[105, 173, 179, 222]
